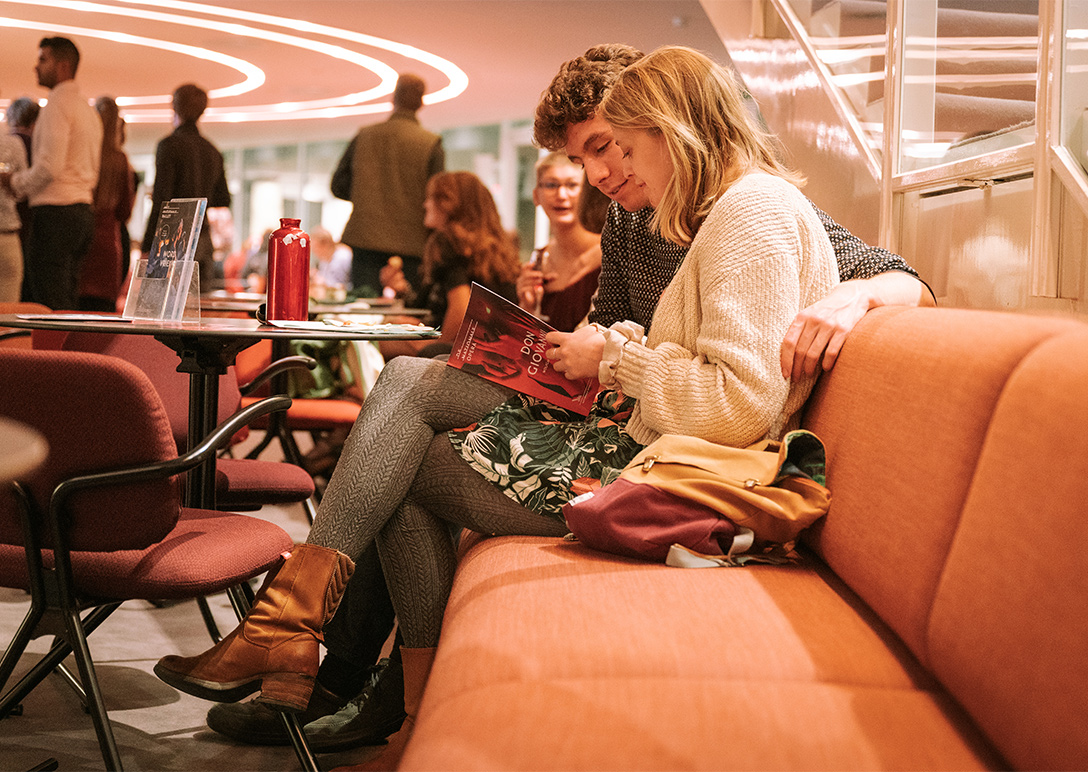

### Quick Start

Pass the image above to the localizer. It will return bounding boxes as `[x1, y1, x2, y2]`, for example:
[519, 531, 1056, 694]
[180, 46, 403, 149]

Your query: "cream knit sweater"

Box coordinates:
[609, 172, 839, 447]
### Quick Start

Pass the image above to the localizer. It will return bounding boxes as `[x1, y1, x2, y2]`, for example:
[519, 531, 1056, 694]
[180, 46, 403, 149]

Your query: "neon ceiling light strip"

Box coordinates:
[115, 0, 469, 105]
[0, 14, 265, 103]
[0, 0, 468, 122]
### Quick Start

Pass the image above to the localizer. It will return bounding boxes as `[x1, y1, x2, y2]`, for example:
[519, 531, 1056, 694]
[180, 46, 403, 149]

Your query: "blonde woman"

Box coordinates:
[154, 46, 837, 768]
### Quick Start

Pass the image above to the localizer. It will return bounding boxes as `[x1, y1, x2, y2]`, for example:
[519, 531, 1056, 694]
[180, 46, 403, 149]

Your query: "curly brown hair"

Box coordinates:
[422, 171, 520, 289]
[532, 43, 644, 151]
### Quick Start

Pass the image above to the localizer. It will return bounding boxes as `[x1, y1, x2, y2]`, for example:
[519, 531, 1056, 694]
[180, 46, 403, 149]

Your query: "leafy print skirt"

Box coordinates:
[447, 390, 644, 523]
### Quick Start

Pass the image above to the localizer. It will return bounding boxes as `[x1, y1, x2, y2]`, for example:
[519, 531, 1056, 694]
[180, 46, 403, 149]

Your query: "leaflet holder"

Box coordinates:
[122, 258, 201, 322]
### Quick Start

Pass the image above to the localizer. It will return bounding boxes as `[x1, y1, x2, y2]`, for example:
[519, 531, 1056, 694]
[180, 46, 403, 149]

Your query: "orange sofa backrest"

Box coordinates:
[926, 328, 1088, 771]
[803, 307, 1088, 771]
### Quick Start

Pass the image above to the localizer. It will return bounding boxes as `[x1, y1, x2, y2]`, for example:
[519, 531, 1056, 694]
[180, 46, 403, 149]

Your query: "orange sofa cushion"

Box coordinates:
[405, 536, 999, 771]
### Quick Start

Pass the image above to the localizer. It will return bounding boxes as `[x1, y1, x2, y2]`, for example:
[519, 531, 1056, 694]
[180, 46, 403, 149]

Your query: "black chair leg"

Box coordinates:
[281, 712, 322, 772]
[52, 660, 88, 711]
[226, 583, 251, 621]
[301, 496, 317, 525]
[196, 596, 223, 643]
[62, 604, 124, 771]
[0, 603, 119, 720]
[0, 605, 45, 717]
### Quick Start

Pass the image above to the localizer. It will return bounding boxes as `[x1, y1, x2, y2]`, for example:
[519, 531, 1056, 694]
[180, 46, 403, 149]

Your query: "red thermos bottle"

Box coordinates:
[266, 218, 310, 321]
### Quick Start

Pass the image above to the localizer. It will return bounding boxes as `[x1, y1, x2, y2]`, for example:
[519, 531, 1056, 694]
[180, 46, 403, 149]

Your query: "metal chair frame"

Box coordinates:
[0, 393, 321, 771]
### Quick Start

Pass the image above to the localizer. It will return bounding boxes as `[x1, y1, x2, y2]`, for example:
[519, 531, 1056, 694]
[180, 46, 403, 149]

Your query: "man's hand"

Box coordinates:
[780, 272, 935, 380]
[545, 325, 605, 381]
[780, 282, 870, 380]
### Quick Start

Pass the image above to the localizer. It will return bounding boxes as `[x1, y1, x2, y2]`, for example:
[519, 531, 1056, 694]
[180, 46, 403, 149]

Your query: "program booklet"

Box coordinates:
[447, 283, 599, 415]
[122, 197, 207, 321]
[146, 197, 207, 279]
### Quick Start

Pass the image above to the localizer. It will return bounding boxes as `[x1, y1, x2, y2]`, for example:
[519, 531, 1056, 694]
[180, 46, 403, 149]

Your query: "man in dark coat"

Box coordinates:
[141, 83, 231, 289]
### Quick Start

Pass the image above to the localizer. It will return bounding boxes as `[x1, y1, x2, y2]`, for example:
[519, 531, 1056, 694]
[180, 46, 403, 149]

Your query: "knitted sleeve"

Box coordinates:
[811, 202, 919, 281]
[615, 174, 838, 446]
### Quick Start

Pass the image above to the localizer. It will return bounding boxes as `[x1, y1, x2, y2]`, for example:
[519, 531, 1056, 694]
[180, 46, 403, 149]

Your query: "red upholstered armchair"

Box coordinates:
[59, 331, 318, 515]
[0, 348, 318, 771]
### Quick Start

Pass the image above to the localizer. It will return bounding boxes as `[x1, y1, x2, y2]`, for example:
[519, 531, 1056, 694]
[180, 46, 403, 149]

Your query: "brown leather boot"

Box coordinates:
[334, 646, 436, 771]
[154, 543, 354, 712]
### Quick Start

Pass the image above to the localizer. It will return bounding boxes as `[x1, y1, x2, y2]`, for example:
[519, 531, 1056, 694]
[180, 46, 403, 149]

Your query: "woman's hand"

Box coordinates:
[380, 256, 411, 297]
[516, 262, 555, 312]
[545, 326, 605, 380]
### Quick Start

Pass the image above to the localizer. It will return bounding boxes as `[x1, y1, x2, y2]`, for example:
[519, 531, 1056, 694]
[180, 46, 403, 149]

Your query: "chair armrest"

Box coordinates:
[49, 395, 293, 515]
[237, 355, 317, 396]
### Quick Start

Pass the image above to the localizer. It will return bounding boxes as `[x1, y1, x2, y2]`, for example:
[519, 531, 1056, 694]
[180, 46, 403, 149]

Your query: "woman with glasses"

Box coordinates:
[516, 151, 602, 331]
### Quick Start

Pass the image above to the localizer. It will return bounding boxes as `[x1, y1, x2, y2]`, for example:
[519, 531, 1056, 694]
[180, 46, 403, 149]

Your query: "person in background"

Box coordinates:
[141, 83, 231, 290]
[241, 228, 273, 293]
[116, 116, 138, 297]
[0, 37, 101, 310]
[78, 96, 135, 312]
[0, 97, 29, 303]
[5, 96, 39, 289]
[377, 170, 520, 360]
[332, 73, 445, 297]
[516, 151, 602, 332]
[309, 225, 354, 299]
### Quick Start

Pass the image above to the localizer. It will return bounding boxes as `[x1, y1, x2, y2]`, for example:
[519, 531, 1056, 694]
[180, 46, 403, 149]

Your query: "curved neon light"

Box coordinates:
[0, 0, 469, 124]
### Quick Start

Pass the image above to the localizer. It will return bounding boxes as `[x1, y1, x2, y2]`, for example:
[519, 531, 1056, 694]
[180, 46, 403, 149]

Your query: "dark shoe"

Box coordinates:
[206, 682, 347, 746]
[305, 657, 407, 753]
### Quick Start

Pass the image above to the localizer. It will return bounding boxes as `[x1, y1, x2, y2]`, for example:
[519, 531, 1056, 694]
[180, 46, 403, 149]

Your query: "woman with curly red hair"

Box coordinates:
[379, 170, 520, 359]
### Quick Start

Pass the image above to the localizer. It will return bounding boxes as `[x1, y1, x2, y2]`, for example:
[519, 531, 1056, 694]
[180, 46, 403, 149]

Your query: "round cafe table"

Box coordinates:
[0, 313, 437, 511]
[0, 415, 49, 484]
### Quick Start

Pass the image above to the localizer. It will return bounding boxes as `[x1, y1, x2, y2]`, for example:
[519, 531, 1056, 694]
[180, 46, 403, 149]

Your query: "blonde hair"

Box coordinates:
[598, 46, 802, 246]
[534, 151, 579, 184]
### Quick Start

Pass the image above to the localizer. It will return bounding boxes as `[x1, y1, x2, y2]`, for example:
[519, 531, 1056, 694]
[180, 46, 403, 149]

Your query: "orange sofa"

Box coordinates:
[400, 306, 1088, 771]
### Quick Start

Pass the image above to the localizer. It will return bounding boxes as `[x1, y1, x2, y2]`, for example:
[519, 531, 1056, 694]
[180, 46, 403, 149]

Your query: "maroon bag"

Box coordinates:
[561, 431, 831, 565]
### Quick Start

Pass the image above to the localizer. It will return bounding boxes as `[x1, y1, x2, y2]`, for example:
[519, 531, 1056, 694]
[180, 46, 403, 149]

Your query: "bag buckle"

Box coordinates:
[642, 455, 658, 472]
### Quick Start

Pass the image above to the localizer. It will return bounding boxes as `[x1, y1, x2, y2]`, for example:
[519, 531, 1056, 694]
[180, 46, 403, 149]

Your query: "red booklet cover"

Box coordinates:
[447, 283, 600, 415]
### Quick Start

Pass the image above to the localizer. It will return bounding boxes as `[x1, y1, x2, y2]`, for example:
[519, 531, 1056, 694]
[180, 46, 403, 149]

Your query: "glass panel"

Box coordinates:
[899, 1, 1039, 173]
[1062, 0, 1088, 178]
[786, 0, 889, 165]
[900, 175, 1034, 308]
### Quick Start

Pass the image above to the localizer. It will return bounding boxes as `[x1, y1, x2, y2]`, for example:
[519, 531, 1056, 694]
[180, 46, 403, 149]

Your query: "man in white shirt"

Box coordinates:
[0, 37, 101, 309]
